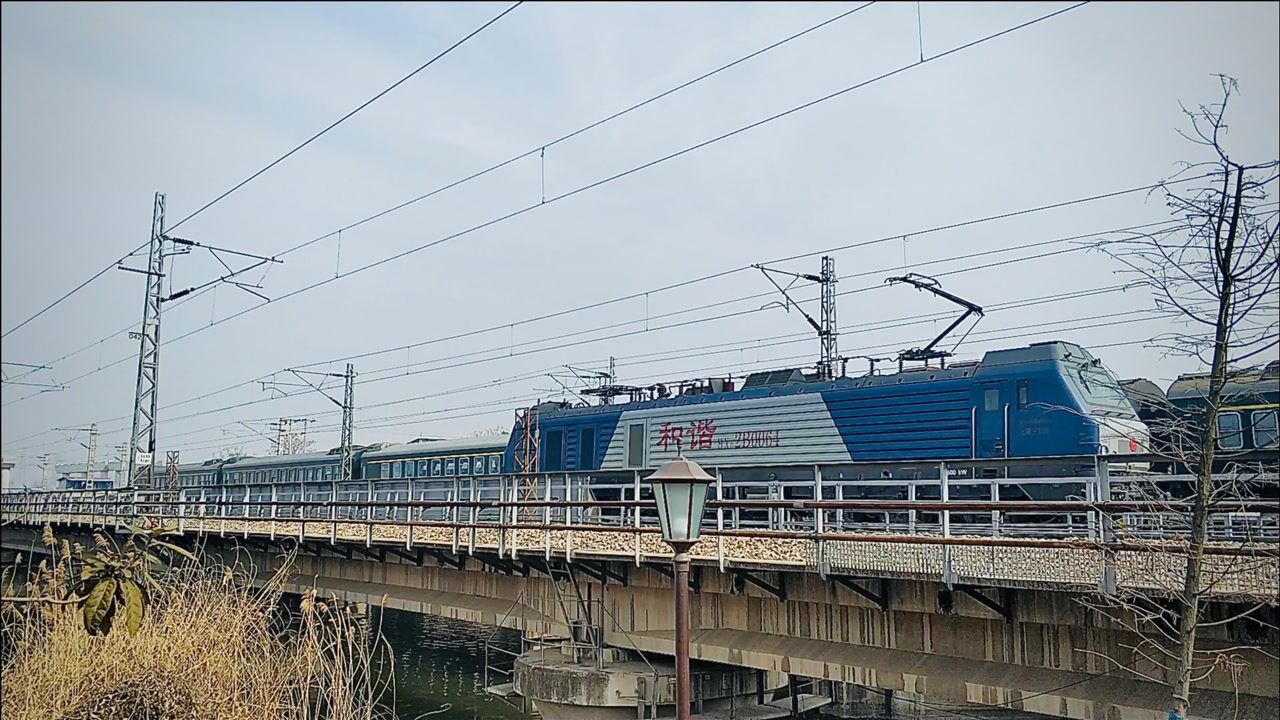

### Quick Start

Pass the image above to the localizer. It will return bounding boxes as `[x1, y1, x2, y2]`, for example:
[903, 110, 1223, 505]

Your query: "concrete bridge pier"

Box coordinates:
[510, 642, 830, 720]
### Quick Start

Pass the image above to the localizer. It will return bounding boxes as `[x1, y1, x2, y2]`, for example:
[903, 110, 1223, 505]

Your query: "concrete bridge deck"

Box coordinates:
[3, 475, 1277, 720]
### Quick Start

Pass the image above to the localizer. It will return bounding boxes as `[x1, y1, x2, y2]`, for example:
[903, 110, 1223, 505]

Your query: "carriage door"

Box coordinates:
[976, 381, 1012, 458]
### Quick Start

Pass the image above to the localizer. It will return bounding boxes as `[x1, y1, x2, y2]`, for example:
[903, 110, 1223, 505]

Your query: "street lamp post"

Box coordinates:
[648, 455, 715, 720]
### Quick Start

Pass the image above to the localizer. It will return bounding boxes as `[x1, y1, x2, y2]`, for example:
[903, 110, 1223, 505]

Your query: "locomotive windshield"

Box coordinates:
[1069, 360, 1135, 417]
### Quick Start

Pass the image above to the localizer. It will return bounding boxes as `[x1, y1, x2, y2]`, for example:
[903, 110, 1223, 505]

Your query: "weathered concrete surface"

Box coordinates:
[512, 651, 788, 720]
[5, 525, 1276, 720]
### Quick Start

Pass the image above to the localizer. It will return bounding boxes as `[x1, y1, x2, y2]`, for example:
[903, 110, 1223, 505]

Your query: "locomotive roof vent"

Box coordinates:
[742, 368, 807, 389]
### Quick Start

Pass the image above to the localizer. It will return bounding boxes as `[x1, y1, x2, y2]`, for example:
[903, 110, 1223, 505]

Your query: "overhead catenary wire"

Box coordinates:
[0, 1, 522, 343]
[1, 214, 1172, 452]
[2, 3, 877, 384]
[139, 312, 1176, 459]
[5, 214, 1156, 451]
[16, 289, 1171, 460]
[1, 0, 1092, 410]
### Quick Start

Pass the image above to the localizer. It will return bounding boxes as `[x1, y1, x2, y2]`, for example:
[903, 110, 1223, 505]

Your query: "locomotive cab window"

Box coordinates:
[984, 388, 999, 412]
[1216, 412, 1243, 450]
[626, 423, 646, 468]
[1017, 380, 1029, 410]
[1253, 410, 1278, 448]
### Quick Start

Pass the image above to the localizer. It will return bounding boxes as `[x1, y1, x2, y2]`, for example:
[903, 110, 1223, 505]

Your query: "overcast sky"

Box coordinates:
[2, 2, 1277, 487]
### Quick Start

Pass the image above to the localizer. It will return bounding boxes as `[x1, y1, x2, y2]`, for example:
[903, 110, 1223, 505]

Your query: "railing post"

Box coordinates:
[366, 476, 373, 548]
[468, 479, 477, 555]
[545, 473, 553, 562]
[451, 476, 461, 555]
[329, 481, 337, 545]
[1095, 456, 1117, 595]
[498, 475, 508, 558]
[406, 477, 415, 550]
[634, 470, 643, 567]
[270, 484, 277, 541]
[814, 465, 826, 577]
[716, 468, 725, 573]
[991, 473, 1001, 536]
[564, 473, 574, 563]
[940, 461, 954, 588]
[219, 485, 227, 537]
[907, 483, 917, 535]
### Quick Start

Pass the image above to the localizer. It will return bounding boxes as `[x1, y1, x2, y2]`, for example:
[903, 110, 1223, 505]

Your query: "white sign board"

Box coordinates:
[135, 451, 153, 466]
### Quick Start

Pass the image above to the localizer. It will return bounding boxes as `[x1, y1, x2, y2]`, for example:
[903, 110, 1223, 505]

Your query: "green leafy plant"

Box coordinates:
[76, 524, 196, 637]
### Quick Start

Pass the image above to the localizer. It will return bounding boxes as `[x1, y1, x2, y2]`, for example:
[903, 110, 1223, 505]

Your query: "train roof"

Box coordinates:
[222, 450, 338, 469]
[361, 435, 508, 460]
[537, 340, 1109, 420]
[1167, 361, 1280, 402]
[1119, 378, 1166, 413]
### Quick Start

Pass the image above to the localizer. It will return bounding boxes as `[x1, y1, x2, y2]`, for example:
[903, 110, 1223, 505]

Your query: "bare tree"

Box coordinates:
[1092, 76, 1279, 719]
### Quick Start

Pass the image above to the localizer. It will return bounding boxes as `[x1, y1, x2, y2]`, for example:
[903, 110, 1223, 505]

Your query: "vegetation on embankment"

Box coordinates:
[1, 526, 395, 720]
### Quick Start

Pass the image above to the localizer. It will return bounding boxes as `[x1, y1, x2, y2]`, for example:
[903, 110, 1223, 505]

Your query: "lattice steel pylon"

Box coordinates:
[515, 405, 539, 503]
[127, 193, 167, 490]
[819, 255, 838, 380]
[340, 363, 355, 482]
[165, 451, 180, 491]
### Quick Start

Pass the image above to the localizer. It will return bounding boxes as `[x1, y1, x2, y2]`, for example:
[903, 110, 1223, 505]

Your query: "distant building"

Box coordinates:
[1, 458, 13, 492]
[55, 460, 125, 491]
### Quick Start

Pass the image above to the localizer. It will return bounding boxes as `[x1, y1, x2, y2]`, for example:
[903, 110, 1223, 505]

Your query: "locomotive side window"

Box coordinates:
[626, 423, 646, 469]
[984, 388, 999, 412]
[1253, 410, 1278, 448]
[1017, 380, 1029, 410]
[544, 430, 564, 472]
[1216, 412, 1243, 450]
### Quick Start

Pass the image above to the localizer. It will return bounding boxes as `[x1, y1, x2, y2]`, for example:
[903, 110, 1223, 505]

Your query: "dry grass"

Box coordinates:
[1, 535, 395, 720]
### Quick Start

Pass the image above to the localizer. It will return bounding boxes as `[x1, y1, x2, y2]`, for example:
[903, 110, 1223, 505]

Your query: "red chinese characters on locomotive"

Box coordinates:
[655, 418, 779, 451]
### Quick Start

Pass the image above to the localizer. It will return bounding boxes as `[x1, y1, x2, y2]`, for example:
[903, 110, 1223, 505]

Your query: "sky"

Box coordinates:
[2, 2, 1278, 488]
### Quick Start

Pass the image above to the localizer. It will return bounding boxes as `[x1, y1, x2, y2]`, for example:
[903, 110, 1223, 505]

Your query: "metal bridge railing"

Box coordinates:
[3, 456, 1276, 593]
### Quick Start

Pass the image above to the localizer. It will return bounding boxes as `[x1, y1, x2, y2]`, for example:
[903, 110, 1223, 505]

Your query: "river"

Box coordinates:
[372, 607, 536, 720]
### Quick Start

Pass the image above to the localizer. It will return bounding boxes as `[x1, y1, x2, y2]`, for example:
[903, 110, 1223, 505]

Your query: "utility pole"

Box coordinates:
[269, 418, 314, 455]
[121, 192, 282, 490]
[125, 193, 166, 490]
[36, 454, 50, 488]
[754, 255, 841, 380]
[263, 364, 355, 481]
[55, 424, 98, 485]
[165, 451, 180, 491]
[820, 256, 839, 379]
[341, 363, 355, 483]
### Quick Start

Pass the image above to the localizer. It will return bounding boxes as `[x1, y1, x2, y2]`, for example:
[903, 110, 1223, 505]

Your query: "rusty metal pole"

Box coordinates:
[673, 547, 692, 720]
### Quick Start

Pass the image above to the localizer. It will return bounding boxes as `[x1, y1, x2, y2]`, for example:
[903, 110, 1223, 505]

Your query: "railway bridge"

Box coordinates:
[3, 454, 1277, 720]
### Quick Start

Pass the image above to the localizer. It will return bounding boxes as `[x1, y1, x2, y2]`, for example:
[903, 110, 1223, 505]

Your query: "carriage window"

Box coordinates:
[1253, 410, 1278, 448]
[445, 458, 456, 476]
[1216, 412, 1243, 450]
[417, 460, 428, 477]
[367, 464, 381, 480]
[392, 462, 402, 479]
[1017, 380, 1029, 410]
[489, 455, 502, 474]
[984, 388, 999, 412]
[431, 459, 443, 477]
[544, 430, 564, 472]
[626, 423, 646, 469]
[459, 457, 472, 476]
[578, 427, 595, 469]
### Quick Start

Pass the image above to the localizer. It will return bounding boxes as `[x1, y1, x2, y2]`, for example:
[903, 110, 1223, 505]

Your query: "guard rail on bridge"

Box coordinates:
[4, 455, 1276, 599]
